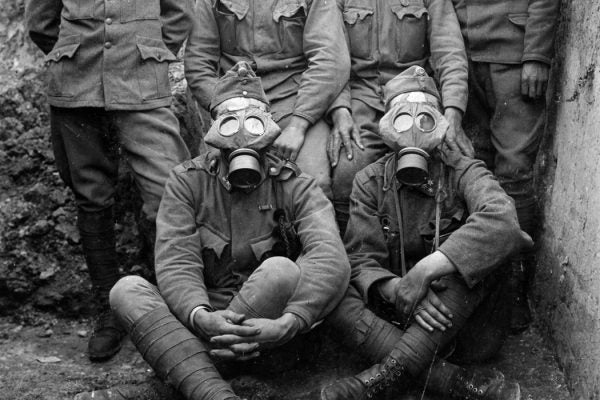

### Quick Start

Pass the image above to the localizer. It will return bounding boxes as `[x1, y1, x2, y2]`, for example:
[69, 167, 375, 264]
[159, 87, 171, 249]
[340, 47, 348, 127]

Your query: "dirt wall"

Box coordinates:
[535, 1, 600, 399]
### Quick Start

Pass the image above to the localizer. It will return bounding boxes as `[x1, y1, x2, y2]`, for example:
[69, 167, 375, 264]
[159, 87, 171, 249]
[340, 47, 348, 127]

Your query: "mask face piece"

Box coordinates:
[204, 102, 281, 190]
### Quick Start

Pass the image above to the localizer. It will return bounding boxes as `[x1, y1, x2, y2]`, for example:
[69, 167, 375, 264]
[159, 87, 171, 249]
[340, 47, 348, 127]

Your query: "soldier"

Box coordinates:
[329, 0, 474, 234]
[185, 0, 350, 199]
[320, 67, 533, 400]
[25, 0, 193, 360]
[104, 62, 350, 400]
[450, 0, 560, 331]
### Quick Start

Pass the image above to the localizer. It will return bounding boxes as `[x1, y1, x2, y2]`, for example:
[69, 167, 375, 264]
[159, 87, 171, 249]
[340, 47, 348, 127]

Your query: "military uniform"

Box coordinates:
[330, 0, 468, 230]
[110, 151, 350, 400]
[25, 0, 193, 360]
[450, 0, 559, 236]
[185, 0, 350, 198]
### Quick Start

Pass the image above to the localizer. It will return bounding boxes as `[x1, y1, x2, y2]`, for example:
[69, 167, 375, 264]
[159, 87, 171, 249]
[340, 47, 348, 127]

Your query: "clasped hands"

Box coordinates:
[193, 309, 303, 361]
[378, 251, 455, 333]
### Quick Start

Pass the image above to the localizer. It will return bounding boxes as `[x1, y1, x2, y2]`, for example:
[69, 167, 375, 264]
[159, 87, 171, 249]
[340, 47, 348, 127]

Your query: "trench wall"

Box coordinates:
[534, 1, 600, 399]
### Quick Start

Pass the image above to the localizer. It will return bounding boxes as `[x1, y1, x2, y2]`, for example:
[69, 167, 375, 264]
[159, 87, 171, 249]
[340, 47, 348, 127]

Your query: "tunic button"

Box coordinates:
[105, 18, 112, 25]
[104, 41, 112, 49]
[242, 90, 248, 96]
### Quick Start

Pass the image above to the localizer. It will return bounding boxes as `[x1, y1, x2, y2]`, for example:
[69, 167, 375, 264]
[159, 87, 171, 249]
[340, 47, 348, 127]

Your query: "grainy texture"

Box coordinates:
[534, 1, 600, 399]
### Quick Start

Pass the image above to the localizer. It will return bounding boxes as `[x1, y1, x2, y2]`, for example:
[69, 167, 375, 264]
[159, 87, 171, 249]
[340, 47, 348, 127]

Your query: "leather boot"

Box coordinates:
[447, 367, 520, 400]
[130, 306, 240, 400]
[509, 258, 532, 334]
[78, 207, 124, 361]
[321, 350, 410, 400]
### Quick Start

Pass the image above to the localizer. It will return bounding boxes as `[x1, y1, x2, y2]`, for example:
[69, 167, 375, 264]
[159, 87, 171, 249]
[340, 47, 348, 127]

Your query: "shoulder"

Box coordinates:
[172, 152, 217, 175]
[354, 154, 390, 186]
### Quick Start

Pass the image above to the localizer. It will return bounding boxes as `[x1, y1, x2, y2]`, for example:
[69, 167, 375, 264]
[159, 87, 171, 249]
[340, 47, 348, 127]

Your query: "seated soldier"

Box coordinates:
[320, 66, 533, 400]
[106, 62, 350, 400]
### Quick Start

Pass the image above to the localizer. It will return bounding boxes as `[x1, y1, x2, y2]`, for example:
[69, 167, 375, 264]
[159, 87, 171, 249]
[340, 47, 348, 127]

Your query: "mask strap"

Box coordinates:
[391, 172, 407, 277]
[433, 162, 447, 252]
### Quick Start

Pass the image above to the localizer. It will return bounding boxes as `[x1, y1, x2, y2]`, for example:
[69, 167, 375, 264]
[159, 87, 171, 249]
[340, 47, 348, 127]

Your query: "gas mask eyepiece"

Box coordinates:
[227, 148, 262, 189]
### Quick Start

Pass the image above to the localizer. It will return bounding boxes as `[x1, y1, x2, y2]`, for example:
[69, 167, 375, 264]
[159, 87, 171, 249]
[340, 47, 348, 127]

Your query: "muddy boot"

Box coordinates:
[509, 259, 532, 334]
[446, 367, 521, 400]
[130, 306, 240, 400]
[321, 351, 410, 400]
[78, 208, 124, 361]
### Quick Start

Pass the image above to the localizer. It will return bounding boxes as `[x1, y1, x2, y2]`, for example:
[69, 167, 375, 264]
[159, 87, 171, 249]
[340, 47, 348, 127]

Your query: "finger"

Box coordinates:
[521, 75, 529, 97]
[536, 78, 545, 99]
[351, 125, 364, 150]
[528, 77, 537, 99]
[341, 130, 353, 160]
[419, 307, 446, 332]
[220, 310, 246, 324]
[415, 314, 434, 332]
[211, 332, 260, 346]
[216, 324, 261, 337]
[290, 150, 299, 162]
[427, 291, 454, 321]
[229, 342, 260, 354]
[329, 131, 341, 167]
[430, 279, 447, 292]
[209, 349, 260, 361]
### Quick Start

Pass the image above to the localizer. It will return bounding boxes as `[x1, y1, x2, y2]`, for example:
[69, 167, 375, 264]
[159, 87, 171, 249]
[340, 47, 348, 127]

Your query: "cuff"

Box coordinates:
[282, 306, 313, 332]
[291, 111, 317, 126]
[187, 304, 213, 331]
[353, 269, 399, 303]
[442, 98, 467, 114]
[521, 54, 552, 65]
[438, 245, 480, 289]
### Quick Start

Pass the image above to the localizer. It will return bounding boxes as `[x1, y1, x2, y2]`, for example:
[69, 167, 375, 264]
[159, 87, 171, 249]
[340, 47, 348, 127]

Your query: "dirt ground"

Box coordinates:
[0, 312, 572, 400]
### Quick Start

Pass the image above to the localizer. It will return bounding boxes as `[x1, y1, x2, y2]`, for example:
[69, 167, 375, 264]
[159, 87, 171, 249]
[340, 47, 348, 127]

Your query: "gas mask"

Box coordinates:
[205, 100, 281, 190]
[379, 92, 449, 186]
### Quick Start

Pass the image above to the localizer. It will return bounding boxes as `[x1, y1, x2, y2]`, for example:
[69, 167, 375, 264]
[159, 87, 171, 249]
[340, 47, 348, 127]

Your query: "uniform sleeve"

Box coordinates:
[438, 156, 534, 288]
[160, 0, 195, 55]
[344, 170, 398, 303]
[292, 0, 351, 124]
[25, 0, 62, 55]
[522, 0, 560, 64]
[184, 0, 221, 111]
[281, 176, 350, 328]
[155, 169, 212, 327]
[427, 0, 468, 113]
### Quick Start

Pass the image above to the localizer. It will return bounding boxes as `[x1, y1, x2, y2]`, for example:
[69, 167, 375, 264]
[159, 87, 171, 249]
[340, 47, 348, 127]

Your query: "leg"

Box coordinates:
[488, 63, 546, 332]
[114, 107, 191, 222]
[331, 99, 388, 235]
[110, 276, 238, 400]
[50, 106, 123, 360]
[227, 256, 300, 319]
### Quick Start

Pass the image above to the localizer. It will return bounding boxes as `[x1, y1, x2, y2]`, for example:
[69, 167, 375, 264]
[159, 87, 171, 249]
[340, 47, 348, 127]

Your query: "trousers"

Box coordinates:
[464, 62, 545, 236]
[327, 272, 509, 376]
[50, 106, 190, 221]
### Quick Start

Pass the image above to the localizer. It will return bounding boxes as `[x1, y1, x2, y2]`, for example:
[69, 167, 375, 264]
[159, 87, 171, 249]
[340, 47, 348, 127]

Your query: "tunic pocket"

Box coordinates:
[273, 0, 307, 57]
[120, 0, 161, 22]
[44, 34, 82, 97]
[342, 6, 374, 59]
[135, 36, 177, 101]
[198, 225, 233, 289]
[249, 232, 280, 263]
[391, 1, 429, 63]
[215, 0, 247, 54]
[507, 13, 528, 29]
[61, 0, 95, 20]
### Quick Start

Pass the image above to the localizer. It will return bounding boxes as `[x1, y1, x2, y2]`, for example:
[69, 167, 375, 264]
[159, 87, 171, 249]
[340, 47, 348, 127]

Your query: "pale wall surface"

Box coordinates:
[535, 1, 600, 399]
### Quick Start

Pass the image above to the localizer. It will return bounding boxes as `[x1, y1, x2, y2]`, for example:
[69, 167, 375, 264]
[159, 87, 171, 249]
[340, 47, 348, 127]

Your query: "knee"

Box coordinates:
[331, 160, 359, 202]
[256, 257, 300, 295]
[109, 275, 153, 313]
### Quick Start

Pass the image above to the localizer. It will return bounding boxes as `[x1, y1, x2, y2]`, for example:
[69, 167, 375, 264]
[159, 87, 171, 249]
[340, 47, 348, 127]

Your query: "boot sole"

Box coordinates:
[89, 342, 122, 362]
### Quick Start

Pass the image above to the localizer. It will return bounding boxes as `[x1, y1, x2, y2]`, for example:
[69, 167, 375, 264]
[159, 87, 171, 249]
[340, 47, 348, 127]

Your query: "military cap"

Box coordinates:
[209, 61, 270, 112]
[383, 66, 441, 109]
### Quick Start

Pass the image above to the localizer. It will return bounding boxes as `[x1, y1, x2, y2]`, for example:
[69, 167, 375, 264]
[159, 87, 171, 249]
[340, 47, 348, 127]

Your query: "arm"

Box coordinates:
[184, 0, 221, 110]
[523, 0, 560, 65]
[293, 0, 350, 124]
[344, 167, 399, 302]
[155, 169, 212, 327]
[438, 149, 534, 288]
[160, 0, 194, 55]
[427, 0, 472, 156]
[25, 0, 62, 54]
[279, 176, 351, 329]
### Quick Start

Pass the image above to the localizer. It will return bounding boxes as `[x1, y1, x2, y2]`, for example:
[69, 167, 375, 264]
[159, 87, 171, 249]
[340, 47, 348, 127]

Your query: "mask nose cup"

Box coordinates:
[396, 147, 430, 186]
[228, 149, 262, 188]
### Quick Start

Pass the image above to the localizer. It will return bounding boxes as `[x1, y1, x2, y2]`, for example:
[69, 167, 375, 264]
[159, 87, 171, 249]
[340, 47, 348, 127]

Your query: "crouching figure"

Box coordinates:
[108, 62, 350, 400]
[321, 66, 533, 400]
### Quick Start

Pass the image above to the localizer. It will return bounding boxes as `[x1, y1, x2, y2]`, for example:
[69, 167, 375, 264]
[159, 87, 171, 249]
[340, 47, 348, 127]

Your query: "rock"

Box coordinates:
[54, 221, 80, 244]
[37, 328, 53, 338]
[76, 330, 88, 338]
[39, 267, 57, 280]
[36, 356, 61, 363]
[29, 219, 54, 236]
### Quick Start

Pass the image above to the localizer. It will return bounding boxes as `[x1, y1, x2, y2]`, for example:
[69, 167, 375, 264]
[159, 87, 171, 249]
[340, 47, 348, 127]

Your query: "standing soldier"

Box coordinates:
[25, 0, 193, 360]
[450, 0, 560, 331]
[185, 0, 350, 199]
[329, 0, 473, 234]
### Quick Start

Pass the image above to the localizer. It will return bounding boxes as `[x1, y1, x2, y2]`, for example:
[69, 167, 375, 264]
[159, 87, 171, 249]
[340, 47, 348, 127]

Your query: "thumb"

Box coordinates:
[221, 310, 246, 324]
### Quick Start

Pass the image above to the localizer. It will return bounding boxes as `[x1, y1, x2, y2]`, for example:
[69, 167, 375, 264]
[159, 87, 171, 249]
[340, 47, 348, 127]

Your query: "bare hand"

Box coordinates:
[273, 117, 310, 161]
[521, 61, 550, 99]
[328, 107, 364, 167]
[444, 107, 474, 157]
[209, 342, 261, 361]
[193, 309, 261, 341]
[210, 314, 302, 350]
[414, 289, 453, 332]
